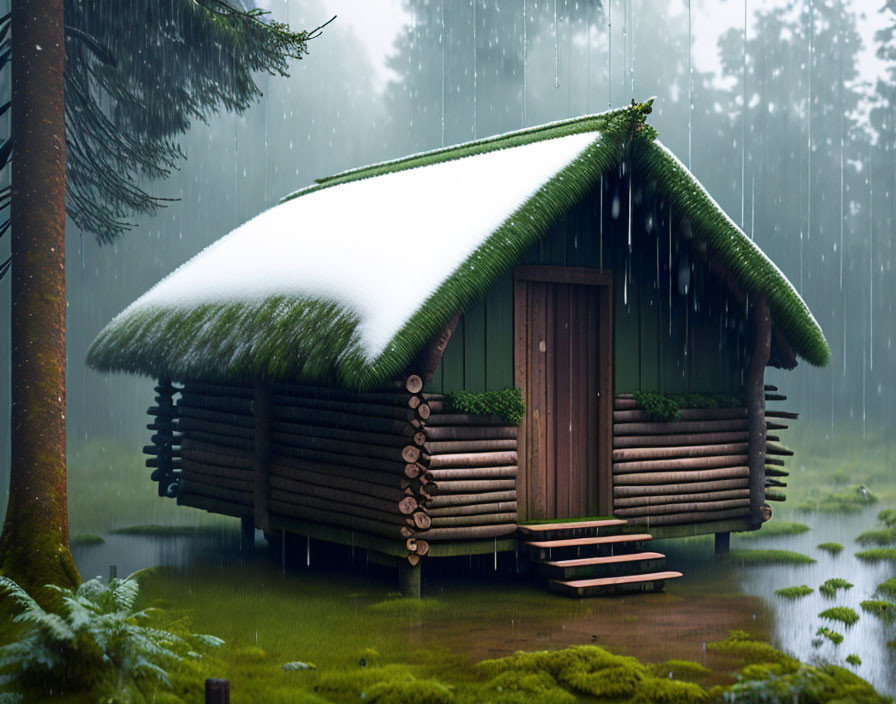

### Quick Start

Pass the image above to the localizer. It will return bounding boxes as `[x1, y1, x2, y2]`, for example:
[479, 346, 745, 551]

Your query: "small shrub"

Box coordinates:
[775, 585, 813, 600]
[855, 548, 896, 563]
[450, 388, 525, 425]
[819, 578, 853, 598]
[816, 627, 844, 645]
[845, 654, 862, 667]
[818, 607, 859, 627]
[817, 542, 844, 555]
[728, 549, 816, 566]
[0, 574, 222, 702]
[860, 599, 896, 623]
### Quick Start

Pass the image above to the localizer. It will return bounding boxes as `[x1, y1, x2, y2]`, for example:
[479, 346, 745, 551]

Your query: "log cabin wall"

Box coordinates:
[154, 379, 518, 557]
[612, 387, 794, 527]
[426, 172, 748, 397]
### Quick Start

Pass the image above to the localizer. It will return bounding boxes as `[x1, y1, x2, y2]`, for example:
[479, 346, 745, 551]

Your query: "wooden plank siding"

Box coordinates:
[432, 175, 745, 398]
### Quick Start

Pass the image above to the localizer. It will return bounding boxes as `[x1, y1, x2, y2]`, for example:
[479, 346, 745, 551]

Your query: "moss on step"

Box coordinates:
[728, 549, 816, 566]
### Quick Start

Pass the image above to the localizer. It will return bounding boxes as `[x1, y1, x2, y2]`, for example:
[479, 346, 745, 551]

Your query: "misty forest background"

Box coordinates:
[1, 0, 895, 517]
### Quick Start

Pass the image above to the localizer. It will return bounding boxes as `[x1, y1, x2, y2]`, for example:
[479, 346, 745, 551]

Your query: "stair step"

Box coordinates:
[541, 551, 665, 568]
[539, 551, 667, 580]
[549, 571, 683, 598]
[525, 533, 652, 549]
[518, 519, 628, 534]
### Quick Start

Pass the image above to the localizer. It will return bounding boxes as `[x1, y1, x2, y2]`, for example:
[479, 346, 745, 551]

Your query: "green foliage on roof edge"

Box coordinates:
[87, 98, 829, 388]
[450, 388, 525, 425]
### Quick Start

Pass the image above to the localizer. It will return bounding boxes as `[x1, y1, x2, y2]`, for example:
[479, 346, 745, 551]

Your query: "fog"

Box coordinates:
[1, 0, 894, 488]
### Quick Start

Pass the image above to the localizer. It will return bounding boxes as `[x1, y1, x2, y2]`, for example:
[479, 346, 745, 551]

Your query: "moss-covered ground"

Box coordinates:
[734, 521, 809, 540]
[727, 549, 816, 566]
[774, 585, 813, 599]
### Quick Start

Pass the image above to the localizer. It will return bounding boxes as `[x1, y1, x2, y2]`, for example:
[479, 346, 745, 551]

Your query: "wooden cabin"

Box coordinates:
[88, 101, 829, 597]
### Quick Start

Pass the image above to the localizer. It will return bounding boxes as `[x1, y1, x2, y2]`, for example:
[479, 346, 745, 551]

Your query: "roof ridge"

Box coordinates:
[279, 105, 638, 204]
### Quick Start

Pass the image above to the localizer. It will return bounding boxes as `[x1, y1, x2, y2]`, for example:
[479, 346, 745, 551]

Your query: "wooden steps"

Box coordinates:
[549, 570, 684, 598]
[519, 519, 680, 598]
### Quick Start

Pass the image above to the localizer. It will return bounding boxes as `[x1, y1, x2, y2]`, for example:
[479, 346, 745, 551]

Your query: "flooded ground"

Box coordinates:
[71, 505, 896, 697]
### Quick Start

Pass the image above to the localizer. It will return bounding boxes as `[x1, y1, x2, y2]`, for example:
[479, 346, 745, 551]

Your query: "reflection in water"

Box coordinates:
[73, 508, 895, 696]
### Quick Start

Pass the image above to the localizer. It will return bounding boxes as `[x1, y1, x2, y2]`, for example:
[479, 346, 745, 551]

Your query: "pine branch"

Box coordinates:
[64, 26, 117, 67]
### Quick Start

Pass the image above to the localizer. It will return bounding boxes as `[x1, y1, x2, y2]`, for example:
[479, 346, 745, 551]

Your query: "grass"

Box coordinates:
[855, 528, 896, 546]
[817, 542, 844, 555]
[733, 521, 809, 540]
[877, 578, 896, 598]
[818, 578, 853, 598]
[818, 607, 860, 627]
[855, 548, 896, 563]
[859, 600, 896, 623]
[727, 550, 816, 566]
[797, 484, 877, 514]
[815, 627, 844, 645]
[774, 585, 813, 600]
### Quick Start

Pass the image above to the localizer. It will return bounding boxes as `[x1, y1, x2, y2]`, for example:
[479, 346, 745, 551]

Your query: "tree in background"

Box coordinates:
[0, 0, 325, 598]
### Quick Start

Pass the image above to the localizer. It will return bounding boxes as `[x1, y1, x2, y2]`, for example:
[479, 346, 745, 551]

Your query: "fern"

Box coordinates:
[0, 573, 223, 701]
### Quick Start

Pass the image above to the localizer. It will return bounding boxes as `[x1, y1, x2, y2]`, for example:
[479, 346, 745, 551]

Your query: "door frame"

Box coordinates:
[513, 265, 614, 521]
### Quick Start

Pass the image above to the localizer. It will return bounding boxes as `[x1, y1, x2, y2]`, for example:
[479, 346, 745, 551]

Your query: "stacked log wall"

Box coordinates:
[156, 376, 519, 562]
[611, 387, 794, 526]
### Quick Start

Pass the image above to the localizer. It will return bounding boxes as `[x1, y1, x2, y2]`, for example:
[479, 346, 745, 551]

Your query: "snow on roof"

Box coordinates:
[88, 102, 828, 388]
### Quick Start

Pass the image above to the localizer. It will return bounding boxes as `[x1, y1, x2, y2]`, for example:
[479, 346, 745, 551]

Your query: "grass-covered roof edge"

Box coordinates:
[632, 138, 830, 366]
[87, 98, 830, 388]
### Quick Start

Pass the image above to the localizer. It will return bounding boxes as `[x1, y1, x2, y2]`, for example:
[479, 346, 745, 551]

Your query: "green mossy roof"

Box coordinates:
[87, 100, 829, 387]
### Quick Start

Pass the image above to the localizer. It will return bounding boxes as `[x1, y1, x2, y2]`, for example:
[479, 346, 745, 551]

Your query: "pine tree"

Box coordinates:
[0, 0, 324, 600]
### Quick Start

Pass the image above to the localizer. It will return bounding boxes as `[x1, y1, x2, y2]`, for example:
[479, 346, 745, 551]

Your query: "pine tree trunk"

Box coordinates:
[0, 0, 80, 597]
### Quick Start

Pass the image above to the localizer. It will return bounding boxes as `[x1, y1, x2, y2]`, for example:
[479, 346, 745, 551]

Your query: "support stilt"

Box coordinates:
[714, 531, 730, 558]
[398, 560, 422, 598]
[240, 517, 255, 556]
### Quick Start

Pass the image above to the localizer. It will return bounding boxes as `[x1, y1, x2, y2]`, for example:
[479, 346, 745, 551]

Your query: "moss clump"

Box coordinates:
[717, 662, 888, 703]
[817, 542, 844, 555]
[775, 585, 814, 600]
[816, 627, 844, 645]
[69, 534, 105, 547]
[819, 607, 860, 627]
[797, 485, 877, 513]
[876, 577, 896, 598]
[845, 654, 862, 667]
[855, 548, 896, 563]
[631, 390, 743, 422]
[736, 521, 810, 540]
[476, 645, 709, 702]
[110, 524, 226, 537]
[728, 549, 816, 566]
[706, 631, 799, 670]
[859, 599, 896, 623]
[315, 665, 450, 704]
[819, 578, 853, 598]
[450, 388, 525, 425]
[466, 670, 575, 704]
[646, 659, 712, 681]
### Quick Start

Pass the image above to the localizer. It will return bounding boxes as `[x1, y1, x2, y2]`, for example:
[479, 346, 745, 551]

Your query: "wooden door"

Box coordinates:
[514, 267, 613, 520]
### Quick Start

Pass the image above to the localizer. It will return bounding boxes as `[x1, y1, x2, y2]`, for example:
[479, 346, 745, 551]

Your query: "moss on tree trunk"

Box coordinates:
[0, 0, 80, 601]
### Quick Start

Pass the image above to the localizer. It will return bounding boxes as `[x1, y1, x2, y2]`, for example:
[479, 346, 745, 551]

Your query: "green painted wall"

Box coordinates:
[428, 171, 746, 395]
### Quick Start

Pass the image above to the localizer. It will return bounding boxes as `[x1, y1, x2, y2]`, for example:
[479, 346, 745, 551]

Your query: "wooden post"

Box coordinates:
[746, 296, 771, 528]
[714, 532, 730, 557]
[240, 516, 255, 556]
[398, 559, 422, 598]
[205, 678, 230, 704]
[253, 382, 273, 533]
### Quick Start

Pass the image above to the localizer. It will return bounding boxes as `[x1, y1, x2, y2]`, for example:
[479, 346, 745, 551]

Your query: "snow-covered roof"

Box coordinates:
[87, 102, 829, 388]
